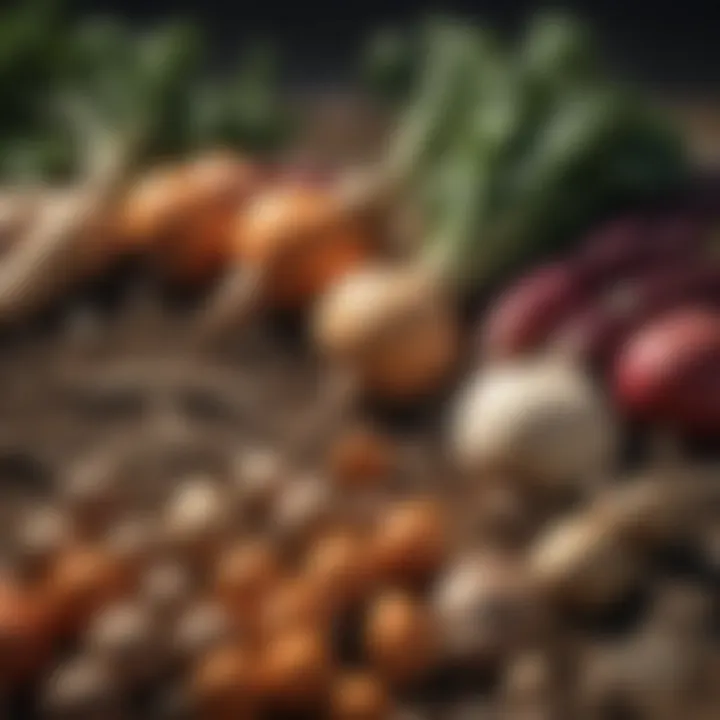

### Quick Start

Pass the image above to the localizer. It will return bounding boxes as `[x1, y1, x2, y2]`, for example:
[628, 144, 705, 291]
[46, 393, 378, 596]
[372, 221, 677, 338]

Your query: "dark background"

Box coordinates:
[71, 0, 718, 92]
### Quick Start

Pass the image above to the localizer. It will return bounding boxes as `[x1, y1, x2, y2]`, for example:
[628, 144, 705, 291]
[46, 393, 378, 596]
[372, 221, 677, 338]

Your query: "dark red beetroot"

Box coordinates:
[612, 308, 720, 434]
[574, 212, 705, 288]
[552, 264, 720, 369]
[481, 261, 587, 359]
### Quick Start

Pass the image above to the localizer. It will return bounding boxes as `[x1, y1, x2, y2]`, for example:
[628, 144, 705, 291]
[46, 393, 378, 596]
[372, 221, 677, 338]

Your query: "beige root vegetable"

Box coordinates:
[139, 560, 194, 625]
[61, 450, 125, 541]
[13, 505, 71, 582]
[85, 600, 161, 687]
[312, 263, 460, 404]
[450, 357, 619, 490]
[42, 656, 122, 720]
[528, 509, 642, 610]
[172, 599, 235, 666]
[0, 122, 137, 325]
[161, 476, 232, 564]
[432, 551, 544, 666]
[230, 447, 287, 524]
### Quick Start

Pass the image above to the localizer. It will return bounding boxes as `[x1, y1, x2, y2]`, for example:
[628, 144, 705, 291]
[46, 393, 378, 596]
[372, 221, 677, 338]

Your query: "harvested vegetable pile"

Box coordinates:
[1, 6, 719, 720]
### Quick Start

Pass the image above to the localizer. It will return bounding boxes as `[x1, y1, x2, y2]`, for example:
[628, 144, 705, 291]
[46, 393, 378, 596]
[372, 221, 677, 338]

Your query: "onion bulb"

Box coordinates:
[450, 358, 618, 489]
[312, 263, 459, 403]
[197, 182, 371, 340]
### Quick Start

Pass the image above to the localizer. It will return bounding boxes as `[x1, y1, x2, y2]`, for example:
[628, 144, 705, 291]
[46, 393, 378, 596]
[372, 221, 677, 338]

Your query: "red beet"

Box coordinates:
[481, 261, 587, 359]
[612, 308, 720, 434]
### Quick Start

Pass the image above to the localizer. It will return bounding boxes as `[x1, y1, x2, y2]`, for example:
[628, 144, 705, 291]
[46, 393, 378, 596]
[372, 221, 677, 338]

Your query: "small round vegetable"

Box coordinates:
[364, 590, 439, 686]
[272, 474, 336, 551]
[190, 643, 259, 720]
[480, 261, 587, 360]
[47, 544, 131, 638]
[432, 552, 543, 666]
[140, 560, 194, 624]
[104, 515, 160, 581]
[259, 627, 334, 709]
[330, 672, 392, 720]
[62, 456, 124, 541]
[313, 264, 459, 402]
[451, 358, 618, 489]
[172, 599, 235, 666]
[326, 425, 397, 488]
[198, 182, 371, 338]
[230, 447, 286, 523]
[162, 476, 231, 564]
[42, 656, 121, 720]
[213, 540, 282, 625]
[612, 308, 720, 433]
[85, 600, 160, 686]
[528, 511, 641, 609]
[371, 498, 448, 586]
[13, 505, 71, 582]
[163, 153, 265, 286]
[0, 576, 54, 686]
[303, 528, 375, 612]
[260, 575, 332, 637]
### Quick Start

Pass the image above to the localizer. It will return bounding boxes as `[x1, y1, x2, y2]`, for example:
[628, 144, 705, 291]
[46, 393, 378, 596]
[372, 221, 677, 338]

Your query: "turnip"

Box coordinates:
[450, 357, 618, 490]
[311, 262, 460, 404]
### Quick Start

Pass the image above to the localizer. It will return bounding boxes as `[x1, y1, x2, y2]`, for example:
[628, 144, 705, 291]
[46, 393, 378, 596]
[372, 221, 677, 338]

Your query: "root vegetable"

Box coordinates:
[85, 600, 160, 686]
[330, 672, 392, 720]
[259, 627, 334, 709]
[371, 498, 448, 586]
[42, 656, 121, 720]
[13, 505, 71, 582]
[230, 447, 286, 522]
[326, 425, 397, 489]
[190, 643, 259, 719]
[364, 590, 439, 686]
[140, 560, 194, 624]
[573, 211, 704, 286]
[260, 576, 332, 637]
[196, 181, 372, 340]
[0, 125, 137, 325]
[528, 511, 642, 609]
[480, 261, 587, 360]
[433, 552, 544, 666]
[213, 540, 282, 625]
[161, 476, 232, 563]
[172, 600, 235, 665]
[553, 265, 720, 368]
[450, 358, 618, 489]
[119, 151, 264, 286]
[612, 307, 720, 433]
[46, 544, 131, 638]
[303, 528, 375, 612]
[0, 576, 54, 686]
[312, 263, 459, 403]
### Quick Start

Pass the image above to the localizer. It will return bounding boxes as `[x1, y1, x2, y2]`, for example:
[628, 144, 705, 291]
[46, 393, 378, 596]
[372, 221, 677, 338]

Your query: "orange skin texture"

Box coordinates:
[365, 590, 439, 686]
[191, 643, 260, 720]
[259, 627, 334, 709]
[213, 541, 283, 627]
[0, 578, 55, 686]
[233, 184, 371, 309]
[326, 426, 397, 488]
[371, 499, 448, 586]
[117, 151, 264, 285]
[330, 672, 392, 720]
[45, 545, 131, 638]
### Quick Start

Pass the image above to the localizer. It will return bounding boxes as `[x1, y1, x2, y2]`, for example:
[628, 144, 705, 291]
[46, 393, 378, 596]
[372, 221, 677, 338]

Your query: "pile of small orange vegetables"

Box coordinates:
[0, 426, 454, 719]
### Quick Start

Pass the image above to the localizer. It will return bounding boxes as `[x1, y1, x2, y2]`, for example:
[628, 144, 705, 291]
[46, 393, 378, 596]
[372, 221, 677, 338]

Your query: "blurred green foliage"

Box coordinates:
[0, 2, 293, 181]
